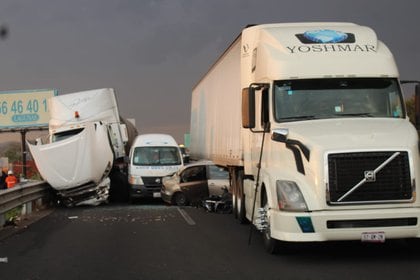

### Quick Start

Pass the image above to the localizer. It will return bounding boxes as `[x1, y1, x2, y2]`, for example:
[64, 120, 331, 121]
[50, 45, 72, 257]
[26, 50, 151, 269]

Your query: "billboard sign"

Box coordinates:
[0, 89, 57, 129]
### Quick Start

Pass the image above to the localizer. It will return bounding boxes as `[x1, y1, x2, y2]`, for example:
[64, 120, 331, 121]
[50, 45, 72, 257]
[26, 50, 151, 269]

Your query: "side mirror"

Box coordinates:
[242, 88, 255, 128]
[271, 128, 289, 143]
[415, 84, 420, 130]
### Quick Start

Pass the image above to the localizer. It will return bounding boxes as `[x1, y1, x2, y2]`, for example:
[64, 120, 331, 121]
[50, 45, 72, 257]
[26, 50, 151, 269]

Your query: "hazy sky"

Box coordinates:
[0, 0, 419, 143]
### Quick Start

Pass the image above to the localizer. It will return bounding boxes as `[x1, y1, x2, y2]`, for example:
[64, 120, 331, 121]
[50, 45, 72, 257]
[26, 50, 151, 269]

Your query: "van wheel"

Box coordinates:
[174, 192, 188, 206]
[261, 192, 279, 254]
[128, 194, 137, 204]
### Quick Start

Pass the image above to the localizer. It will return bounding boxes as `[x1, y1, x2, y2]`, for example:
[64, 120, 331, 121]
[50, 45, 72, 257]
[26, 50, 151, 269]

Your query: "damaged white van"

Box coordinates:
[128, 134, 183, 202]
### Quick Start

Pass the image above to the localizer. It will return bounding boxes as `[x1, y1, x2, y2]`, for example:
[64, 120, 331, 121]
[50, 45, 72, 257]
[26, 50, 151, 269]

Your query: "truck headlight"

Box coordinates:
[129, 175, 143, 185]
[276, 180, 308, 212]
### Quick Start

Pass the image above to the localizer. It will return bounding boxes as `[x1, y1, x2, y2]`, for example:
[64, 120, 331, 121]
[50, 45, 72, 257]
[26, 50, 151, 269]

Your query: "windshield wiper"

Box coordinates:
[334, 113, 374, 117]
[281, 115, 317, 121]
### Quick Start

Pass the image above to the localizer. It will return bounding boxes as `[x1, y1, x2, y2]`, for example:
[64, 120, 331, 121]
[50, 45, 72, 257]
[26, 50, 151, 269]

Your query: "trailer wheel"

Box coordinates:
[236, 170, 247, 224]
[232, 192, 238, 218]
[231, 169, 238, 219]
[261, 192, 279, 254]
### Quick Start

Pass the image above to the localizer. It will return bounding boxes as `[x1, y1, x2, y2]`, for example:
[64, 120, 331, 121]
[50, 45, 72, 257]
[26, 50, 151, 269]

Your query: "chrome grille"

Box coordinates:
[327, 151, 412, 204]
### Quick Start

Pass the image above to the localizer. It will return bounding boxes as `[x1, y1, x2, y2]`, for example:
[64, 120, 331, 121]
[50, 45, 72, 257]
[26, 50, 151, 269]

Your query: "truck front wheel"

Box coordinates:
[261, 191, 279, 254]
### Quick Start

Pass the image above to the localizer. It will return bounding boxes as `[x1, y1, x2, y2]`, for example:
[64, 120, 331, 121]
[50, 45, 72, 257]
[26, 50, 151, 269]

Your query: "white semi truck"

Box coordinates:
[190, 22, 420, 253]
[28, 88, 138, 206]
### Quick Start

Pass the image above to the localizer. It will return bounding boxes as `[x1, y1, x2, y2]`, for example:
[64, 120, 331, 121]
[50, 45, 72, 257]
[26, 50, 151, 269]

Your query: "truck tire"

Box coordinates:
[236, 170, 247, 224]
[231, 169, 238, 219]
[232, 192, 238, 219]
[109, 169, 129, 203]
[261, 191, 279, 254]
[406, 238, 420, 250]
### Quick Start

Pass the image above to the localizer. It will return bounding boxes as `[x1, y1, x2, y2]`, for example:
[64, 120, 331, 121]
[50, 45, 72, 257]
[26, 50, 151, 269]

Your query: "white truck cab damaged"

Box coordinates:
[28, 88, 137, 206]
[190, 22, 420, 253]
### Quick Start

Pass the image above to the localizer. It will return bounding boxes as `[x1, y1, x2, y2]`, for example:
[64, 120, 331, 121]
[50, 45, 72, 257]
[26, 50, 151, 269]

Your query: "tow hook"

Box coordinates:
[255, 207, 268, 231]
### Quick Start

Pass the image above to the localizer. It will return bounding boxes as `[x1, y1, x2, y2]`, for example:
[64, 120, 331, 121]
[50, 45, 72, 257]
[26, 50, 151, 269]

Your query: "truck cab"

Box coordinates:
[241, 24, 420, 252]
[27, 88, 132, 206]
[190, 23, 420, 253]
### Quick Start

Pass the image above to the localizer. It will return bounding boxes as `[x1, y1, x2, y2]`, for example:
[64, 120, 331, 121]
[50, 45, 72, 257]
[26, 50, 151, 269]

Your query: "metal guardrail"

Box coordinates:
[0, 181, 52, 226]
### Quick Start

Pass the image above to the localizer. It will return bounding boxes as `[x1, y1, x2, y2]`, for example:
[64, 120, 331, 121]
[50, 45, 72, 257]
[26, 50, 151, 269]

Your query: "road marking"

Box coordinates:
[177, 207, 196, 225]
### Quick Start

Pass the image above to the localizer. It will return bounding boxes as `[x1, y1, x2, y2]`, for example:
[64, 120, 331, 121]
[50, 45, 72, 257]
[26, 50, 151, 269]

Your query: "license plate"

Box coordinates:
[361, 231, 385, 243]
[153, 192, 161, 198]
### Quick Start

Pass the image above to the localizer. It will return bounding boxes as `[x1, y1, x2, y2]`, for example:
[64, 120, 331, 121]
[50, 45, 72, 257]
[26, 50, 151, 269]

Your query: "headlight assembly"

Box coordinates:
[129, 175, 143, 185]
[276, 180, 308, 212]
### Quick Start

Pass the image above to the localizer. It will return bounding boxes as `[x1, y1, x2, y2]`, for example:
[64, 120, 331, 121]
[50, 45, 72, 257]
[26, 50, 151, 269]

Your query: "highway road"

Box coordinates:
[0, 202, 420, 280]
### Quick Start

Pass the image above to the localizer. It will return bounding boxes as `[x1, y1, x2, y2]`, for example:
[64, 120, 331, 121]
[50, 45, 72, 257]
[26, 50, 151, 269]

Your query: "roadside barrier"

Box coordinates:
[0, 181, 52, 226]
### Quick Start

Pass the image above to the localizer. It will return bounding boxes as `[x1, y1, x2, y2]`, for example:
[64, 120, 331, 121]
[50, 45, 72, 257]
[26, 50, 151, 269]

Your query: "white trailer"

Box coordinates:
[28, 88, 137, 206]
[190, 23, 420, 253]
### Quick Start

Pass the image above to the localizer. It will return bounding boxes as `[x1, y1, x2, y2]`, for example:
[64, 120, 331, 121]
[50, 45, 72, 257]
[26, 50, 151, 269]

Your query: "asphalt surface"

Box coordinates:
[1, 202, 420, 280]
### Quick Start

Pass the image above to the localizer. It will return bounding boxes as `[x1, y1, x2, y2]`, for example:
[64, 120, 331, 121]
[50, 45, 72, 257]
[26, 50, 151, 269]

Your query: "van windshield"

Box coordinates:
[132, 146, 181, 166]
[273, 78, 404, 122]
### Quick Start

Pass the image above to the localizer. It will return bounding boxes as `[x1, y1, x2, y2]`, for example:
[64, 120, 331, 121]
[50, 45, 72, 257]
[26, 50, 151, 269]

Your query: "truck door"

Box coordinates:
[250, 86, 270, 182]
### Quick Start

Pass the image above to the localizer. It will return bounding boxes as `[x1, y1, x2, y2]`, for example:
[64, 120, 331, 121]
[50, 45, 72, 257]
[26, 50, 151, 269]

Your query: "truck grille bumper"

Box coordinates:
[327, 151, 413, 204]
[327, 217, 418, 228]
[141, 176, 163, 191]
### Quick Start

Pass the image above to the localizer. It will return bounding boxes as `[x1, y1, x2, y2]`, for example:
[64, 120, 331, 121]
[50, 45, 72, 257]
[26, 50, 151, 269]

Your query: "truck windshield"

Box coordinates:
[132, 146, 181, 166]
[273, 78, 404, 122]
[51, 128, 84, 143]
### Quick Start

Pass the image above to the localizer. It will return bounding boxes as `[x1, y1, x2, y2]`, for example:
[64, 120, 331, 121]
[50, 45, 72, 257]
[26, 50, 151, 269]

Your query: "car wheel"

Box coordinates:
[174, 192, 188, 206]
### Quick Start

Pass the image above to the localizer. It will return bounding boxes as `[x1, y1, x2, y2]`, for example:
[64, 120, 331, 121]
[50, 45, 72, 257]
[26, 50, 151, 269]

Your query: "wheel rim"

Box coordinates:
[236, 194, 242, 216]
[262, 195, 271, 242]
[235, 169, 245, 221]
[261, 195, 279, 254]
[175, 193, 186, 206]
[232, 193, 237, 218]
[263, 202, 271, 240]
